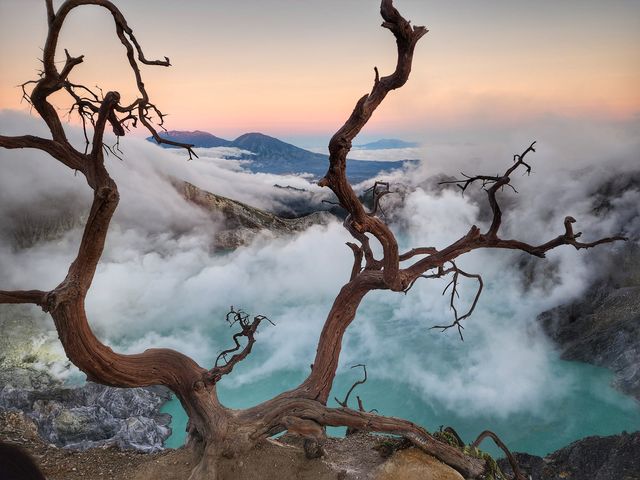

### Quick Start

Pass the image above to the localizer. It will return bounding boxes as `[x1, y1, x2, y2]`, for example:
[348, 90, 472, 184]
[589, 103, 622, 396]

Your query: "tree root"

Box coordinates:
[472, 430, 527, 480]
[252, 398, 487, 478]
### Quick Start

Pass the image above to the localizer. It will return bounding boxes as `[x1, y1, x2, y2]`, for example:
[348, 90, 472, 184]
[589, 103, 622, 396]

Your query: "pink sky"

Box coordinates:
[1, 1, 639, 142]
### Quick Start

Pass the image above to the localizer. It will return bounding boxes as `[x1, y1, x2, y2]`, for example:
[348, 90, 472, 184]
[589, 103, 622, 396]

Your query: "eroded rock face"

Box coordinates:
[0, 382, 172, 452]
[498, 432, 640, 480]
[539, 286, 640, 399]
[538, 244, 640, 400]
[0, 305, 172, 453]
[177, 180, 333, 249]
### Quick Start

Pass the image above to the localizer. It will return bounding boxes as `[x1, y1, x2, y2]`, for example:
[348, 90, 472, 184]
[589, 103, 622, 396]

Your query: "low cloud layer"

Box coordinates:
[1, 110, 638, 423]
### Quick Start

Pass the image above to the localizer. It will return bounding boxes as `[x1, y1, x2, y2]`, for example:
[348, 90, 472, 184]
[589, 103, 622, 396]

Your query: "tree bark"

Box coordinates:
[0, 1, 626, 479]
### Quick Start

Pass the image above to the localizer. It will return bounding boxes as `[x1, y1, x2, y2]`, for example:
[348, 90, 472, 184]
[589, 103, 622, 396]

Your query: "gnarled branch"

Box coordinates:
[244, 397, 487, 479]
[20, 0, 197, 163]
[404, 144, 626, 284]
[0, 290, 48, 308]
[472, 430, 527, 480]
[205, 307, 274, 384]
[431, 262, 483, 341]
[1, 0, 208, 409]
[318, 1, 428, 291]
[334, 364, 368, 408]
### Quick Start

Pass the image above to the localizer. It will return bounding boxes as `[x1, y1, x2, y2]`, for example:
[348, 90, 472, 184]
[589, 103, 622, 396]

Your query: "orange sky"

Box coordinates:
[1, 1, 639, 142]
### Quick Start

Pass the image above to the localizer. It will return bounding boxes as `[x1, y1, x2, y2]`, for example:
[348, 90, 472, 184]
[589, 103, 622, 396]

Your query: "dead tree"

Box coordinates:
[0, 1, 626, 479]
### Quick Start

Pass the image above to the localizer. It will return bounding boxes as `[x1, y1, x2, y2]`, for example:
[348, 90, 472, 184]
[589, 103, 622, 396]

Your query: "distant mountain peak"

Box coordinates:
[147, 129, 412, 183]
[234, 132, 275, 141]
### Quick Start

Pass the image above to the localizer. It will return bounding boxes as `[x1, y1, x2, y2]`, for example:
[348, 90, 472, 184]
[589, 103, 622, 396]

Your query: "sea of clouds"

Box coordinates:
[1, 109, 638, 421]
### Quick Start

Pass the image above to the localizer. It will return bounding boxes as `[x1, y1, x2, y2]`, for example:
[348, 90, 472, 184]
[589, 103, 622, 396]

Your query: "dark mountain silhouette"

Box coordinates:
[355, 138, 419, 149]
[230, 132, 329, 173]
[148, 130, 413, 183]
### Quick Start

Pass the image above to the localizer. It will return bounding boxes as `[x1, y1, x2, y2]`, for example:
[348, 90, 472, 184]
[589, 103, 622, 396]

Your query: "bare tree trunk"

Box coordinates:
[0, 1, 625, 479]
[299, 279, 373, 402]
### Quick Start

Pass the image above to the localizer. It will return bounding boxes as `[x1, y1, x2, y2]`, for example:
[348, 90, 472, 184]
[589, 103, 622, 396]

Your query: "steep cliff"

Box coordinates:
[538, 243, 640, 400]
[177, 180, 332, 249]
[498, 431, 640, 480]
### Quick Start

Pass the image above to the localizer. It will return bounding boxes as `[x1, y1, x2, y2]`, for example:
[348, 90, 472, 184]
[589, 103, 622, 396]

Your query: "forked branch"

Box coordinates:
[22, 0, 197, 163]
[439, 141, 536, 238]
[432, 262, 483, 341]
[0, 0, 208, 400]
[334, 364, 368, 408]
[404, 144, 626, 284]
[472, 430, 527, 480]
[205, 307, 274, 384]
[318, 0, 428, 291]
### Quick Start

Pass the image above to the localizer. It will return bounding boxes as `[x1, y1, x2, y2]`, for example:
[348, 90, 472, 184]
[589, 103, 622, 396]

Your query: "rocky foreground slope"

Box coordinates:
[3, 408, 639, 480]
[1, 411, 465, 480]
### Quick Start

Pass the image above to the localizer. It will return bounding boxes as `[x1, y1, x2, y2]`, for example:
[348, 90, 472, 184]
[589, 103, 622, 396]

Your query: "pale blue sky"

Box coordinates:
[1, 1, 639, 144]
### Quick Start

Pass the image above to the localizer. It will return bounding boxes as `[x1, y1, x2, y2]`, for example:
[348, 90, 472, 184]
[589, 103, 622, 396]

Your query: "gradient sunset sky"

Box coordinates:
[1, 0, 639, 144]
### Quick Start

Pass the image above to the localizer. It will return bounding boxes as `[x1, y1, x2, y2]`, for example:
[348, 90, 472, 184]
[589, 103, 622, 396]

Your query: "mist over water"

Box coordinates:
[1, 110, 639, 457]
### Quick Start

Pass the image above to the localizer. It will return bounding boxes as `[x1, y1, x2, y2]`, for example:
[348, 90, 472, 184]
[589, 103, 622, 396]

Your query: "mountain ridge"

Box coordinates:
[355, 138, 419, 150]
[148, 130, 415, 183]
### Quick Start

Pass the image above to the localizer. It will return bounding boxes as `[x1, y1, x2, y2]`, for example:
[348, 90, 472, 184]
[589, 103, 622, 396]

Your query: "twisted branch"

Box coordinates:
[431, 262, 483, 341]
[334, 364, 368, 408]
[0, 0, 209, 402]
[205, 307, 274, 384]
[472, 430, 527, 480]
[318, 0, 428, 291]
[246, 398, 487, 478]
[364, 181, 392, 216]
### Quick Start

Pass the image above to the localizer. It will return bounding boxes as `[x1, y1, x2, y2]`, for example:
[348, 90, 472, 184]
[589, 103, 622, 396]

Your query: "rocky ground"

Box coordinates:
[4, 408, 640, 479]
[0, 382, 172, 452]
[1, 411, 464, 480]
[1, 410, 179, 480]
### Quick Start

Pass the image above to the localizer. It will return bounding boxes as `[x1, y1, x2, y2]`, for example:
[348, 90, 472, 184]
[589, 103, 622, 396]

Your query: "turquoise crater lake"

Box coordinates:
[161, 359, 640, 457]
